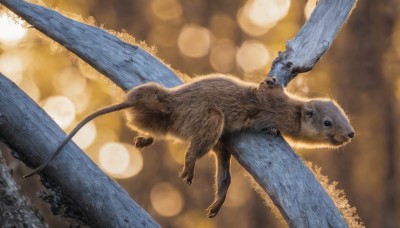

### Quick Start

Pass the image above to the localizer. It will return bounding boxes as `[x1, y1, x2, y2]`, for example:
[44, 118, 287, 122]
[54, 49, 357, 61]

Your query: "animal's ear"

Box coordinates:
[302, 102, 314, 119]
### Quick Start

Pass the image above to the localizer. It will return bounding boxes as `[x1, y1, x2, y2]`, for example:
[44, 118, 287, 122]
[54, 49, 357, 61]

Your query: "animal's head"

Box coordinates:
[299, 99, 354, 148]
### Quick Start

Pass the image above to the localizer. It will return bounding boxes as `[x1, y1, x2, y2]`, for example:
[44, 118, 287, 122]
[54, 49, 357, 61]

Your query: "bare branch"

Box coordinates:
[0, 0, 356, 226]
[270, 0, 356, 86]
[0, 152, 47, 227]
[0, 74, 159, 227]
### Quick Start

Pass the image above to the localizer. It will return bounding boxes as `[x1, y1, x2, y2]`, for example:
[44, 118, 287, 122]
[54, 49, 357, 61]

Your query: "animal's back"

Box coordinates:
[169, 74, 258, 136]
[125, 74, 259, 139]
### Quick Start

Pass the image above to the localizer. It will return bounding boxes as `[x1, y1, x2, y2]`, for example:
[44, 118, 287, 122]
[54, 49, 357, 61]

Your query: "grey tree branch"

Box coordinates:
[269, 0, 356, 86]
[0, 0, 356, 227]
[0, 74, 159, 227]
[0, 151, 47, 228]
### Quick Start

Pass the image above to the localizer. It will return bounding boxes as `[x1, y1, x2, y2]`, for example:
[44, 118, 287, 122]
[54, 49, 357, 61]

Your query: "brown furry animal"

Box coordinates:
[24, 74, 354, 217]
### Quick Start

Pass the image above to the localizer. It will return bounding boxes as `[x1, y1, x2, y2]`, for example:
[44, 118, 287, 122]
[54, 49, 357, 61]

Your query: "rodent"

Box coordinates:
[24, 74, 354, 218]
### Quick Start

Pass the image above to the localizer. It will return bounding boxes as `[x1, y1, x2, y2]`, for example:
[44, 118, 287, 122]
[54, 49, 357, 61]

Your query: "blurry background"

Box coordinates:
[0, 0, 399, 227]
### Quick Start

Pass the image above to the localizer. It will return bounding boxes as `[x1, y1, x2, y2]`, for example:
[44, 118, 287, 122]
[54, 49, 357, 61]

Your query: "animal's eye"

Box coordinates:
[324, 120, 332, 127]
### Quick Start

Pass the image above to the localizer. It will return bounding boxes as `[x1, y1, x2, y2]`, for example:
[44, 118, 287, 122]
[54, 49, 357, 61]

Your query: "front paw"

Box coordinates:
[178, 168, 193, 185]
[263, 127, 281, 137]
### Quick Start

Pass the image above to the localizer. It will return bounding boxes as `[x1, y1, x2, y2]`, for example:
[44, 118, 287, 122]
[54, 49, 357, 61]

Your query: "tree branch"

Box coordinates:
[0, 74, 159, 227]
[270, 0, 356, 85]
[0, 151, 47, 227]
[0, 0, 356, 226]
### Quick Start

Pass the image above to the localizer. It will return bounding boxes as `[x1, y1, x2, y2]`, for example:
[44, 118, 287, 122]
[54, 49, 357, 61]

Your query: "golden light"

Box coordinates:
[0, 14, 27, 45]
[99, 142, 129, 174]
[209, 14, 235, 39]
[54, 67, 87, 96]
[150, 182, 184, 217]
[237, 0, 290, 36]
[148, 25, 179, 47]
[248, 0, 290, 27]
[210, 39, 236, 73]
[396, 79, 400, 101]
[237, 6, 270, 36]
[19, 78, 41, 102]
[151, 0, 182, 21]
[236, 40, 270, 72]
[168, 142, 186, 165]
[224, 177, 250, 207]
[175, 211, 216, 228]
[70, 91, 90, 114]
[72, 121, 97, 150]
[0, 53, 24, 84]
[98, 143, 143, 179]
[304, 0, 317, 19]
[178, 25, 211, 58]
[42, 96, 76, 129]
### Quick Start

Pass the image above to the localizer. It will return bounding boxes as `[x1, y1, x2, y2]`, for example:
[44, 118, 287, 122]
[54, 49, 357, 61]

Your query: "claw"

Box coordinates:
[263, 127, 280, 137]
[134, 136, 153, 149]
[179, 169, 193, 185]
[206, 206, 219, 218]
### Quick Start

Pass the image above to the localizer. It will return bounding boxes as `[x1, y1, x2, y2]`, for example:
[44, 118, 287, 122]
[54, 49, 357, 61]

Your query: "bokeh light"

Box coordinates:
[99, 142, 130, 174]
[0, 53, 24, 84]
[178, 25, 211, 58]
[70, 90, 91, 114]
[304, 0, 317, 19]
[72, 121, 97, 150]
[248, 0, 290, 27]
[42, 95, 76, 129]
[224, 176, 251, 207]
[150, 0, 182, 21]
[150, 182, 184, 217]
[19, 78, 41, 102]
[210, 39, 236, 73]
[168, 142, 186, 165]
[99, 142, 143, 178]
[148, 25, 179, 47]
[237, 0, 290, 36]
[175, 211, 217, 228]
[209, 14, 236, 39]
[236, 40, 270, 72]
[0, 14, 27, 45]
[54, 67, 87, 96]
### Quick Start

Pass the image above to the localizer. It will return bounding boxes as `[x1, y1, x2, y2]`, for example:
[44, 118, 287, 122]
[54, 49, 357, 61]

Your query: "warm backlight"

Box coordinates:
[0, 14, 27, 45]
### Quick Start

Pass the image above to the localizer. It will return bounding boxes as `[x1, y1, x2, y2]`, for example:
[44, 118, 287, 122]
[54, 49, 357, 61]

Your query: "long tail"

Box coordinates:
[23, 102, 132, 178]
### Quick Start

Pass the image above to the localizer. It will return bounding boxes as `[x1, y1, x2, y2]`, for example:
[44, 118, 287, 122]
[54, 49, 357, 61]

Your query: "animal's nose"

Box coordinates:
[348, 132, 354, 138]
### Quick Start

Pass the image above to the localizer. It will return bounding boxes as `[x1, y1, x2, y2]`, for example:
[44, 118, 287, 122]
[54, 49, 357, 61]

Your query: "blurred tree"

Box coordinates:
[327, 0, 399, 227]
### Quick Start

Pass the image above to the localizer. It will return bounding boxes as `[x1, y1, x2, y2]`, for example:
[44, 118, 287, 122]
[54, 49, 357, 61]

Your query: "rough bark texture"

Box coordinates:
[0, 0, 356, 227]
[0, 152, 47, 228]
[0, 74, 160, 227]
[269, 0, 356, 86]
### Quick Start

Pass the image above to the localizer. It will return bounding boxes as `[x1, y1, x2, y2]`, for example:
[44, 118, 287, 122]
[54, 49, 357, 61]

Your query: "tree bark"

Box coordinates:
[0, 0, 356, 227]
[0, 151, 47, 228]
[0, 74, 159, 227]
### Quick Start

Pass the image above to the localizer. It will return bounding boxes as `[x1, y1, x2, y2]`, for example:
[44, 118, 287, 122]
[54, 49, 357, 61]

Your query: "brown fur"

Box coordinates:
[24, 74, 354, 217]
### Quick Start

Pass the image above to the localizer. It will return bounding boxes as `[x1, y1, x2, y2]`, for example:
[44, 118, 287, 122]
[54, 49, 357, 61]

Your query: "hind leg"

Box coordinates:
[134, 136, 154, 149]
[179, 110, 224, 185]
[206, 141, 231, 218]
